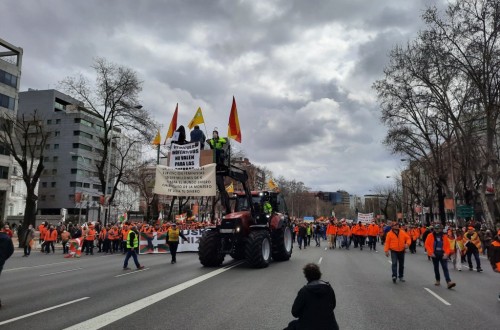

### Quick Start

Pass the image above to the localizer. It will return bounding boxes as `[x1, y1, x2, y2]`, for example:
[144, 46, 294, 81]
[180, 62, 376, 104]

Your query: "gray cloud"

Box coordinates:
[0, 0, 439, 195]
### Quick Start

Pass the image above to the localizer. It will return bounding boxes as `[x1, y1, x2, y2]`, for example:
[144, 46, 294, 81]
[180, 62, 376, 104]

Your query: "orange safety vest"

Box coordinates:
[384, 229, 410, 252]
[86, 228, 96, 241]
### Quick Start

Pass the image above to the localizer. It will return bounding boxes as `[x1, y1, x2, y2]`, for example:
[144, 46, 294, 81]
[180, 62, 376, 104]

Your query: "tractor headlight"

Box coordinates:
[236, 226, 241, 233]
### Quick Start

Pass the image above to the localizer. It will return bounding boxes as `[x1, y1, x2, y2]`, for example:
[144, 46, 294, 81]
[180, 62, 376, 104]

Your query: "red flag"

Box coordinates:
[227, 96, 241, 143]
[164, 103, 178, 143]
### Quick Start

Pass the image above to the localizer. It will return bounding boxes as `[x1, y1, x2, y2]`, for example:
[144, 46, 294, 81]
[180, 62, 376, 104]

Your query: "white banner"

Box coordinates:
[357, 212, 374, 224]
[169, 142, 200, 170]
[154, 163, 216, 196]
[139, 229, 207, 254]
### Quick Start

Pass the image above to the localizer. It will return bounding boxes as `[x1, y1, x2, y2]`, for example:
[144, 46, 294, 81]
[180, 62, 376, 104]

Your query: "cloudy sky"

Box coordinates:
[1, 0, 446, 195]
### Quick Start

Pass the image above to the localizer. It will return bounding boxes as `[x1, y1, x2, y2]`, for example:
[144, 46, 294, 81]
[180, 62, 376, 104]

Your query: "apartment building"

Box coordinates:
[0, 38, 23, 221]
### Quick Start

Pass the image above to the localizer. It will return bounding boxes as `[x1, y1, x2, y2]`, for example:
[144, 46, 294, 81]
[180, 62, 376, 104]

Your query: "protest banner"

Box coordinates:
[139, 229, 207, 254]
[154, 163, 216, 197]
[168, 142, 200, 170]
[357, 212, 374, 224]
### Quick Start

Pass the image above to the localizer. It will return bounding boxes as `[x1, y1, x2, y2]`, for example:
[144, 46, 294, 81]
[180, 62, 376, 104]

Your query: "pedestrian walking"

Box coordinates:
[0, 223, 15, 308]
[123, 225, 145, 270]
[285, 263, 339, 330]
[22, 224, 35, 257]
[166, 223, 188, 264]
[486, 231, 500, 301]
[464, 226, 483, 272]
[297, 223, 307, 250]
[424, 224, 456, 289]
[384, 222, 411, 283]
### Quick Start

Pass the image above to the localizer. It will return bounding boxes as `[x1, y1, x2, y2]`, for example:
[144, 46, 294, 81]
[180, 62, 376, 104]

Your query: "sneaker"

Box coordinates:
[137, 266, 145, 270]
[171, 260, 175, 264]
[469, 267, 474, 271]
[477, 268, 483, 273]
[399, 278, 406, 282]
[447, 282, 456, 289]
[123, 267, 131, 270]
[392, 276, 397, 283]
[435, 281, 440, 286]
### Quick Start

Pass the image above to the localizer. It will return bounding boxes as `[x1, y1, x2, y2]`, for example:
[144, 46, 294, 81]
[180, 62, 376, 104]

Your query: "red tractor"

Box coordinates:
[198, 166, 293, 268]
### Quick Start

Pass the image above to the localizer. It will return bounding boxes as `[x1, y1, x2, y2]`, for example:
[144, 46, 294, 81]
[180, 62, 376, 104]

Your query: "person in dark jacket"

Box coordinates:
[297, 223, 307, 250]
[0, 223, 15, 308]
[190, 125, 206, 149]
[285, 263, 339, 330]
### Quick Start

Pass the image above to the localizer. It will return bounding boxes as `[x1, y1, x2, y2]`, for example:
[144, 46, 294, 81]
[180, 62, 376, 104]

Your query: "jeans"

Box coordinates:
[368, 236, 377, 250]
[24, 245, 31, 256]
[466, 249, 481, 269]
[123, 249, 140, 268]
[169, 242, 179, 262]
[432, 256, 451, 282]
[390, 250, 405, 278]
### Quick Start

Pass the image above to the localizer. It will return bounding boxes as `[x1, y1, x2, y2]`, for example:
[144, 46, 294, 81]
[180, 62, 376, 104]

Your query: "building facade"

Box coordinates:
[18, 89, 140, 221]
[0, 38, 23, 221]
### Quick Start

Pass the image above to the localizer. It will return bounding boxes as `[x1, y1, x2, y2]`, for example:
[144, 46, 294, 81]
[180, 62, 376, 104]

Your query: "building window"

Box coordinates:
[45, 144, 50, 150]
[55, 131, 60, 136]
[93, 184, 102, 190]
[0, 166, 9, 179]
[54, 144, 59, 150]
[74, 118, 93, 127]
[11, 185, 14, 193]
[51, 182, 56, 188]
[42, 182, 47, 188]
[69, 194, 74, 201]
[70, 181, 83, 187]
[52, 169, 57, 175]
[0, 143, 10, 156]
[56, 119, 61, 124]
[83, 183, 90, 188]
[0, 69, 18, 88]
[0, 93, 15, 110]
[53, 156, 58, 162]
[71, 155, 92, 164]
[47, 120, 52, 125]
[74, 131, 93, 139]
[72, 143, 92, 151]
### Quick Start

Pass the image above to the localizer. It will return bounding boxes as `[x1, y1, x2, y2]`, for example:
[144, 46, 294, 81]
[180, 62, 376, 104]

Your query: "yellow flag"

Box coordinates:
[268, 178, 279, 191]
[188, 107, 205, 129]
[152, 130, 161, 145]
[225, 182, 234, 193]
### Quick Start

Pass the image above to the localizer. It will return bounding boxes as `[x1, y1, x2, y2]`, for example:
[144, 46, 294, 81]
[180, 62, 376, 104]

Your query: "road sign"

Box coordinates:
[456, 205, 474, 218]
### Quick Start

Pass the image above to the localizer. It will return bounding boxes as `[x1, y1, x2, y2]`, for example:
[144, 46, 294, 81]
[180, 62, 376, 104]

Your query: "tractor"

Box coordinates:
[198, 165, 293, 268]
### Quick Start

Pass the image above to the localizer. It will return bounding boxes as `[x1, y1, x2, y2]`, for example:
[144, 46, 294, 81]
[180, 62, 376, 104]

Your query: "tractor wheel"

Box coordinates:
[198, 230, 225, 267]
[245, 230, 271, 268]
[272, 225, 293, 261]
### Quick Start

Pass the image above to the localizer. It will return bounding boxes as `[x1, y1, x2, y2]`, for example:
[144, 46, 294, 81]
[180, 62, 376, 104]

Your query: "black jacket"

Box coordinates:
[0, 231, 14, 262]
[291, 280, 339, 330]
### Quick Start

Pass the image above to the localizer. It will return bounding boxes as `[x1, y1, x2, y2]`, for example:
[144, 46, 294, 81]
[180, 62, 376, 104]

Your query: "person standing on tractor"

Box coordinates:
[190, 125, 206, 149]
[166, 223, 188, 264]
[206, 130, 227, 165]
[263, 195, 273, 215]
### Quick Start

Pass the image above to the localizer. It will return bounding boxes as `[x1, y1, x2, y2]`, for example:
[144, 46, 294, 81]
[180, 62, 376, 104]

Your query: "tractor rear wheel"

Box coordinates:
[245, 230, 271, 268]
[198, 230, 225, 267]
[272, 225, 293, 261]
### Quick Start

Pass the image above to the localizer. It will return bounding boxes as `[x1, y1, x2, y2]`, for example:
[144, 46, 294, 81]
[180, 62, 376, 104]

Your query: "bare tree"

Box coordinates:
[0, 110, 50, 235]
[60, 58, 157, 223]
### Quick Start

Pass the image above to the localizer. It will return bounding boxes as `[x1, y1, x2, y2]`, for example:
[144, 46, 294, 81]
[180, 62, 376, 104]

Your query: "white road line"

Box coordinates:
[318, 257, 323, 264]
[424, 288, 451, 306]
[5, 261, 74, 272]
[39, 268, 83, 277]
[64, 261, 245, 330]
[324, 247, 328, 251]
[0, 297, 90, 326]
[114, 268, 150, 278]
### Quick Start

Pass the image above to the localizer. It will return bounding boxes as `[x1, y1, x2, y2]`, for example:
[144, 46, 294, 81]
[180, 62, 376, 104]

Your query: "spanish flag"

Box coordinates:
[227, 96, 241, 143]
[225, 182, 234, 193]
[164, 103, 178, 143]
[188, 107, 205, 129]
[152, 130, 161, 145]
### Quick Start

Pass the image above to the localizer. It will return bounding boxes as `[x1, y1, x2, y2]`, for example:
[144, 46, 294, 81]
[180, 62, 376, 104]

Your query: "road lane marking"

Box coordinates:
[424, 288, 451, 306]
[0, 297, 90, 326]
[115, 268, 150, 277]
[5, 261, 74, 272]
[318, 257, 323, 264]
[39, 268, 83, 277]
[324, 247, 328, 251]
[64, 261, 245, 330]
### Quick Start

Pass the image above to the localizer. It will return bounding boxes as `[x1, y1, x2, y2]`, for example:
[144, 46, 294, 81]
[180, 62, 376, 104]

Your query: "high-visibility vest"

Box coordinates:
[208, 137, 226, 149]
[168, 228, 180, 242]
[86, 229, 96, 241]
[126, 231, 139, 249]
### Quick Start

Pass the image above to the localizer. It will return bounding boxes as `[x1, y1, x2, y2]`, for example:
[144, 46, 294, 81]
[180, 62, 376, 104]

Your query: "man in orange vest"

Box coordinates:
[465, 226, 483, 272]
[425, 224, 456, 289]
[326, 221, 336, 250]
[367, 222, 379, 251]
[384, 222, 411, 283]
[85, 224, 96, 255]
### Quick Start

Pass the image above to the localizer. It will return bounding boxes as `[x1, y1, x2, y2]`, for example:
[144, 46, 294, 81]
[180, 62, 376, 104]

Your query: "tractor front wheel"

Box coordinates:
[198, 230, 225, 267]
[245, 230, 271, 268]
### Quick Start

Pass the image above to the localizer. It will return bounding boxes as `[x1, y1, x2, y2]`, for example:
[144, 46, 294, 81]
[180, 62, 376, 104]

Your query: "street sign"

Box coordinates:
[456, 205, 474, 218]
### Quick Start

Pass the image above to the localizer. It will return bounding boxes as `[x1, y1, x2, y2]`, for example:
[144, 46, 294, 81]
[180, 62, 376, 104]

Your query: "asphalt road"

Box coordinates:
[0, 241, 498, 330]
